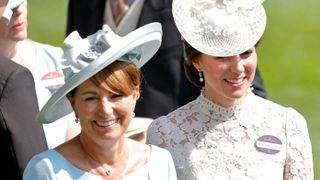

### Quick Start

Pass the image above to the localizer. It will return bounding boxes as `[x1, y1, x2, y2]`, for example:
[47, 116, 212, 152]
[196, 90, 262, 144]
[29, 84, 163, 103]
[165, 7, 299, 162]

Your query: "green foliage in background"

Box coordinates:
[28, 0, 67, 47]
[28, 0, 319, 178]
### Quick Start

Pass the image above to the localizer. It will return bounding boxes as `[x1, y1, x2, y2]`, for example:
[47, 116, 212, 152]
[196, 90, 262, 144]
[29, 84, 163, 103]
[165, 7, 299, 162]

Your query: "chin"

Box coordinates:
[229, 90, 248, 99]
[11, 30, 27, 41]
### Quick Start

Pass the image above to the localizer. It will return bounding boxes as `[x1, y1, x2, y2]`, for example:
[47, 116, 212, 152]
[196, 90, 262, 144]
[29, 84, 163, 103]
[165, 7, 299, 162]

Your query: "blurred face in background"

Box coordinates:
[0, 0, 27, 42]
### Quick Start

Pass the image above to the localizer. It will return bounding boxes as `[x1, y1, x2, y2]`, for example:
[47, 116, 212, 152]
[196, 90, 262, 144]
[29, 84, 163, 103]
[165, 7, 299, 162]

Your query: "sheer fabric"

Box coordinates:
[147, 91, 313, 180]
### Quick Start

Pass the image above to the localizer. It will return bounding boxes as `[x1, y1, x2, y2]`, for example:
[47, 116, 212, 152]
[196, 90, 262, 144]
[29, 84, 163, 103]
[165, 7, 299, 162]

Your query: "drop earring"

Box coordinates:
[132, 112, 136, 118]
[198, 71, 204, 82]
[75, 117, 79, 123]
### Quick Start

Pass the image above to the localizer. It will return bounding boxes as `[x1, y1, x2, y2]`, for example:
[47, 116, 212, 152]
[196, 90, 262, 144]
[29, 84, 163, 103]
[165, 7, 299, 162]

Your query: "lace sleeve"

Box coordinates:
[146, 116, 168, 148]
[284, 108, 314, 180]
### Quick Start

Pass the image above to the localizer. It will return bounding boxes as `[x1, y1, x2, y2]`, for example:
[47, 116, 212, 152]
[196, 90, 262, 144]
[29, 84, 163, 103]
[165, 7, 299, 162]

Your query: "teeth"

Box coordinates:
[95, 119, 119, 127]
[227, 79, 244, 84]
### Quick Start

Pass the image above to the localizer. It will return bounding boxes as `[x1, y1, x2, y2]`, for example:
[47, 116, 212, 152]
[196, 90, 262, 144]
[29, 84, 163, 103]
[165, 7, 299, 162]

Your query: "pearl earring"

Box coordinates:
[75, 117, 79, 123]
[198, 71, 204, 82]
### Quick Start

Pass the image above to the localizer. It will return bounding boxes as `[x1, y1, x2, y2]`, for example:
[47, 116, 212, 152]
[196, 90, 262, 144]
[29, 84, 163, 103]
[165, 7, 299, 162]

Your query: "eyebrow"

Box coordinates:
[80, 91, 98, 96]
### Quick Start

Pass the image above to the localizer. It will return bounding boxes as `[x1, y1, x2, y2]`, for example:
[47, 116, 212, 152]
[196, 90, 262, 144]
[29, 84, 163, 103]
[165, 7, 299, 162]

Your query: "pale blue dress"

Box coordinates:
[23, 145, 177, 180]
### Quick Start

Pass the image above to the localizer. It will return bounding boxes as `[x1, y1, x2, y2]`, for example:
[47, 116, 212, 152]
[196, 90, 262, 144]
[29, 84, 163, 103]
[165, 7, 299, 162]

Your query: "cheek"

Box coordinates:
[245, 58, 257, 73]
[74, 101, 97, 117]
[205, 62, 228, 77]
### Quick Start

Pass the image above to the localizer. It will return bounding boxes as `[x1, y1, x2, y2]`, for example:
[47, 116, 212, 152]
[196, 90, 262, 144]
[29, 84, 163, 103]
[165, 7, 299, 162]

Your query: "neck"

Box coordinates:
[78, 134, 129, 177]
[0, 40, 18, 59]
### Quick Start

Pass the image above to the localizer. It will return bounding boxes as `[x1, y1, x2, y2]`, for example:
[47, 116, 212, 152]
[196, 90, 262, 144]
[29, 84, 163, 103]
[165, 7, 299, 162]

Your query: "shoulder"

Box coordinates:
[29, 39, 63, 58]
[149, 144, 172, 157]
[147, 145, 177, 179]
[147, 99, 198, 146]
[0, 56, 30, 78]
[23, 150, 58, 178]
[148, 99, 198, 130]
[0, 59, 33, 93]
[251, 95, 292, 117]
[252, 95, 308, 130]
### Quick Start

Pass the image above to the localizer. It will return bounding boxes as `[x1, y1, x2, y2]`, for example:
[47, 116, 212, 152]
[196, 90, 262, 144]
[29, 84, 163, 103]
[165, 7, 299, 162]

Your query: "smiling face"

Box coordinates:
[70, 80, 139, 140]
[67, 62, 141, 141]
[192, 47, 257, 107]
[0, 0, 27, 43]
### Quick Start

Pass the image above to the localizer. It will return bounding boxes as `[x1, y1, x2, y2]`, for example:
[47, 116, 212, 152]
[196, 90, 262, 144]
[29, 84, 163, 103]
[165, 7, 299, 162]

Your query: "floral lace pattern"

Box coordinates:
[147, 92, 313, 180]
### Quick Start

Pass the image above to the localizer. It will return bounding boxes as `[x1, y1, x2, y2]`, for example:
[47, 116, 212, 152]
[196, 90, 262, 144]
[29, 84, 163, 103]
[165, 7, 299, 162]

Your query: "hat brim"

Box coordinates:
[37, 23, 162, 123]
[125, 117, 153, 138]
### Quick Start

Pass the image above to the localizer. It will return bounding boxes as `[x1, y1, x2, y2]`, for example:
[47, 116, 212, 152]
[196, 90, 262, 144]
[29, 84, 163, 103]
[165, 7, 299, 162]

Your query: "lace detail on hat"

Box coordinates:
[190, 0, 264, 36]
[147, 91, 313, 179]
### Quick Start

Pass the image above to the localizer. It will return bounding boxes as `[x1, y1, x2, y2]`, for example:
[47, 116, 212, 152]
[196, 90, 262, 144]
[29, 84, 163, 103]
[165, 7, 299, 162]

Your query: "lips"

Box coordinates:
[11, 22, 26, 31]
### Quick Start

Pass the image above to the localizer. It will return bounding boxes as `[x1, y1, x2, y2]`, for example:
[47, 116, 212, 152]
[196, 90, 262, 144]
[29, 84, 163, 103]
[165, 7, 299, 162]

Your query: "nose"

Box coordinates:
[98, 98, 114, 117]
[230, 56, 245, 74]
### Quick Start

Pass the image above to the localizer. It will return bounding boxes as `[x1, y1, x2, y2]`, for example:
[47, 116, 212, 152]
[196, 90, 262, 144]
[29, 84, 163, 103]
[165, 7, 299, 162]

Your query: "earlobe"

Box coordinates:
[67, 94, 77, 113]
[133, 86, 140, 101]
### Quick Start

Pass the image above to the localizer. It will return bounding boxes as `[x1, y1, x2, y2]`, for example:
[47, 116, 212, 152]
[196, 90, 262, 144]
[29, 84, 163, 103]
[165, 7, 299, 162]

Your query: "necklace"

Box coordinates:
[79, 138, 129, 177]
[79, 140, 113, 176]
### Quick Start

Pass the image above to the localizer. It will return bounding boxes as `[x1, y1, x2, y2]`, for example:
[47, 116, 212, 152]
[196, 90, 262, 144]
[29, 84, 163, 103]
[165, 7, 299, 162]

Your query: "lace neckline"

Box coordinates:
[197, 90, 254, 121]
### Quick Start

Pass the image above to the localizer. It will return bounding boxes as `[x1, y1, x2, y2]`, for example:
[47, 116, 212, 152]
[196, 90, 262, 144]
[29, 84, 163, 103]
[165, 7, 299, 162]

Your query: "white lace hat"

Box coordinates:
[172, 0, 267, 57]
[37, 23, 162, 123]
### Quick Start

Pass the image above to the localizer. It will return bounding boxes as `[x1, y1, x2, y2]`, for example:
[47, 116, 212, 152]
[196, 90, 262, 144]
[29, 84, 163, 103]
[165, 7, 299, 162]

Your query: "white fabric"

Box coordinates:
[23, 145, 177, 180]
[147, 91, 313, 180]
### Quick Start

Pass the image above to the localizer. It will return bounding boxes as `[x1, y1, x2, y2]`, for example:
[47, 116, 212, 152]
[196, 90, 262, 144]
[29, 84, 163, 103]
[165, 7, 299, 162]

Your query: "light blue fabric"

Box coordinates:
[23, 145, 177, 180]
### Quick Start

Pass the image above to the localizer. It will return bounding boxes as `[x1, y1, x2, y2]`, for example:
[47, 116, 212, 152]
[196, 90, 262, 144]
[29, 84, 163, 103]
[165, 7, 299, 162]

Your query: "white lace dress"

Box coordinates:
[147, 91, 313, 180]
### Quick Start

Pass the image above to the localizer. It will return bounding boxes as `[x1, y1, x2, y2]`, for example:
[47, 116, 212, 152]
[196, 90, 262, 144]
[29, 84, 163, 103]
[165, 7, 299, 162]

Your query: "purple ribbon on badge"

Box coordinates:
[255, 135, 282, 154]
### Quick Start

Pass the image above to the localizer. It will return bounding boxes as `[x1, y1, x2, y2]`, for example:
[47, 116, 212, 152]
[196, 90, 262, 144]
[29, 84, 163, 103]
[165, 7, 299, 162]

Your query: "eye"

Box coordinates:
[214, 56, 227, 60]
[240, 49, 253, 58]
[110, 93, 123, 99]
[84, 96, 98, 101]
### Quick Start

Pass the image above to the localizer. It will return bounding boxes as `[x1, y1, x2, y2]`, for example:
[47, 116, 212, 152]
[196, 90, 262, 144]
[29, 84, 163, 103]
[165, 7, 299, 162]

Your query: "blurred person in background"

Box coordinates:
[0, 0, 47, 178]
[0, 0, 77, 148]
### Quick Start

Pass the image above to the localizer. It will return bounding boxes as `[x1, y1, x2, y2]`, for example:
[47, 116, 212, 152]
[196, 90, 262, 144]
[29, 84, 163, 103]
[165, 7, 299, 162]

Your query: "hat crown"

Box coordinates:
[173, 0, 266, 57]
[61, 24, 143, 81]
[191, 0, 264, 36]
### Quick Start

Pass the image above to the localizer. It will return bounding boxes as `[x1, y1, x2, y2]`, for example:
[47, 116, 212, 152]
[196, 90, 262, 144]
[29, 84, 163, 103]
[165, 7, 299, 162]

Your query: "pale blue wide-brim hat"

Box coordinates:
[37, 22, 162, 123]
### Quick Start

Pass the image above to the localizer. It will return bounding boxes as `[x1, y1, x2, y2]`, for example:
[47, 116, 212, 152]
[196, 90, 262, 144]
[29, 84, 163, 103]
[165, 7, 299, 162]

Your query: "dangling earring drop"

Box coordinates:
[132, 112, 136, 118]
[75, 117, 79, 123]
[198, 71, 204, 82]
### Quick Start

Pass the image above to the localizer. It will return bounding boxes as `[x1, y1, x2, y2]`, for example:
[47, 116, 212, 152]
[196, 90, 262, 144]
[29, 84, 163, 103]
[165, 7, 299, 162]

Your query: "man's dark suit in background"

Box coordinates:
[0, 56, 48, 179]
